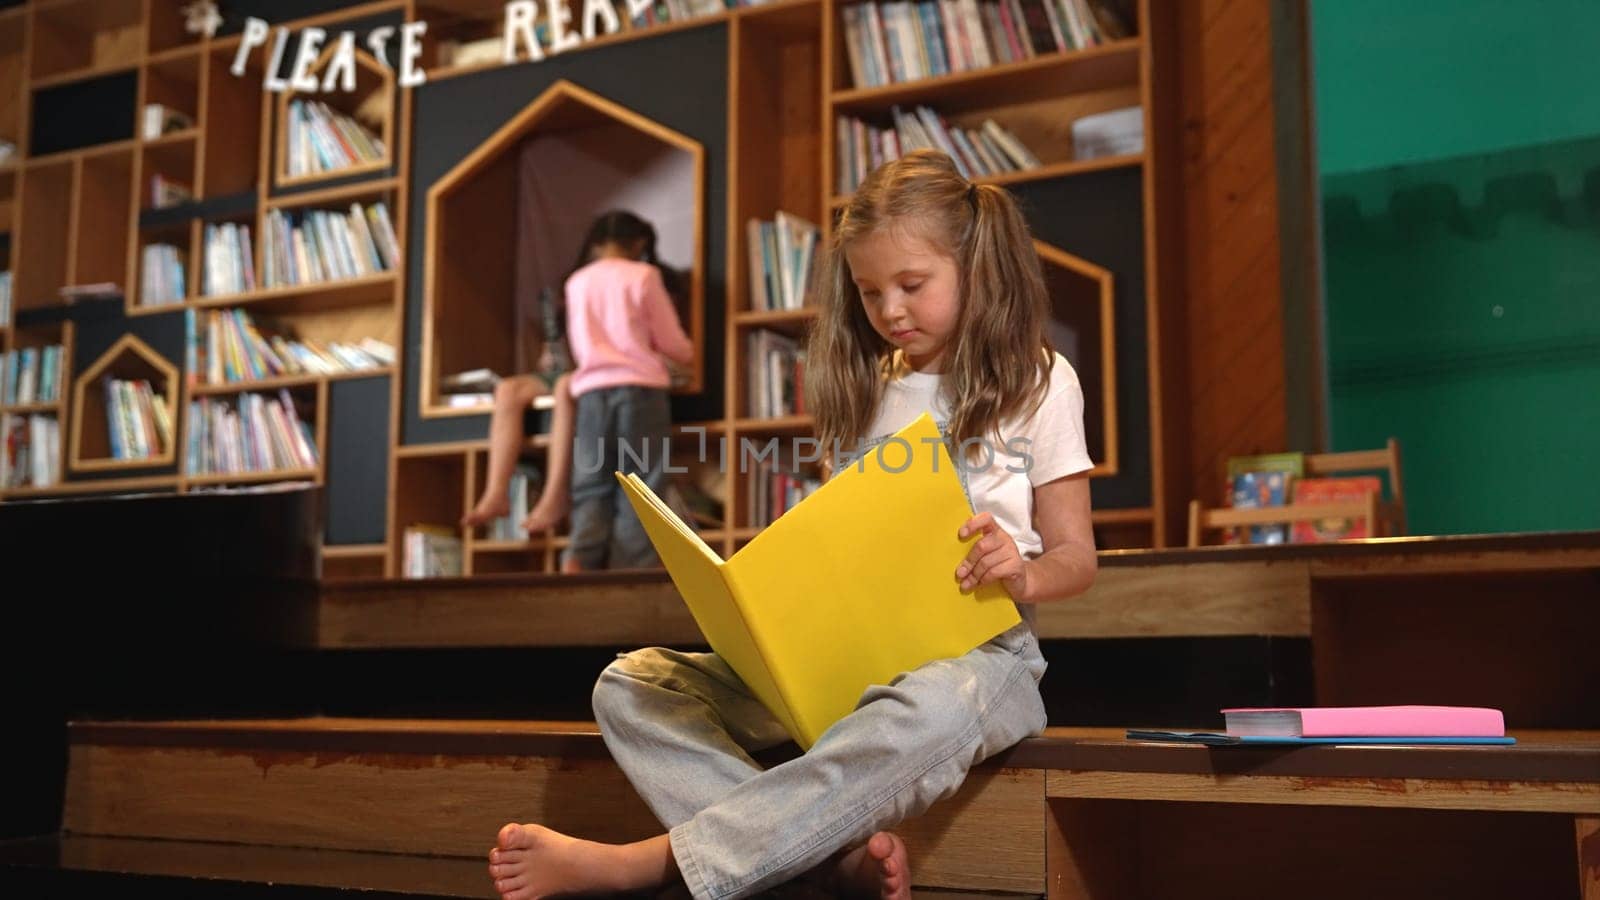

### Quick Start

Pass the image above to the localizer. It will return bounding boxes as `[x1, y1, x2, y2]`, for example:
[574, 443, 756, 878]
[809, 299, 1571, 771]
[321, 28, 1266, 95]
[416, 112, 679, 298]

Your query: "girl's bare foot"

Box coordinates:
[560, 555, 584, 574]
[463, 494, 510, 528]
[519, 491, 570, 534]
[486, 823, 674, 900]
[835, 832, 911, 900]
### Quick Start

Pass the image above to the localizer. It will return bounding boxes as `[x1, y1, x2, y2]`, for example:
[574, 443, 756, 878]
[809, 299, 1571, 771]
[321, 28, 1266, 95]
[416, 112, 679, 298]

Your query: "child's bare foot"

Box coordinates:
[462, 494, 510, 528]
[835, 832, 911, 900]
[560, 556, 584, 574]
[519, 492, 570, 534]
[486, 823, 673, 899]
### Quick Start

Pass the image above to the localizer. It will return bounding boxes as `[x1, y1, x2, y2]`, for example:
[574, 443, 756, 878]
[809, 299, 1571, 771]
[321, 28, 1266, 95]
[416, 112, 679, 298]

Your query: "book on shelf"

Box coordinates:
[1127, 705, 1514, 746]
[59, 283, 122, 303]
[101, 377, 173, 461]
[745, 212, 820, 313]
[1225, 451, 1303, 545]
[185, 389, 318, 476]
[262, 202, 399, 288]
[744, 329, 804, 419]
[838, 0, 1135, 90]
[151, 173, 195, 209]
[1071, 105, 1143, 160]
[403, 524, 464, 578]
[1291, 475, 1384, 543]
[616, 411, 1021, 749]
[1, 345, 65, 407]
[203, 222, 257, 296]
[286, 98, 388, 178]
[141, 244, 187, 306]
[185, 307, 393, 386]
[0, 271, 11, 327]
[837, 108, 1038, 195]
[0, 413, 61, 489]
[142, 103, 195, 140]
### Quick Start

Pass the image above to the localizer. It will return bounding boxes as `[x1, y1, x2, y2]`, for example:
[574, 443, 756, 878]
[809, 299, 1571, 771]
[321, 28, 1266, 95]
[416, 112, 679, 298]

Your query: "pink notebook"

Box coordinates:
[1220, 705, 1506, 738]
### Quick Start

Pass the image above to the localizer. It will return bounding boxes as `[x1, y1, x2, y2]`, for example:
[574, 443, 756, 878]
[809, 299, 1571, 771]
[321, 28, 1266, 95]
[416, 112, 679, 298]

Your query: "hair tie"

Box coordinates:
[966, 183, 978, 210]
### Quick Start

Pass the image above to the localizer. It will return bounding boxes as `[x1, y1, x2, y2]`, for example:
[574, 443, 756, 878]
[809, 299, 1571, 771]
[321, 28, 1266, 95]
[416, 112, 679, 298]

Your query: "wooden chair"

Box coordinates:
[1187, 438, 1405, 547]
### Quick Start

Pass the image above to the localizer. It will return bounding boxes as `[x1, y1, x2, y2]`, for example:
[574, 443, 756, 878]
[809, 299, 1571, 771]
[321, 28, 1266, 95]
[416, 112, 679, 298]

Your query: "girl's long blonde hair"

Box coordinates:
[807, 149, 1052, 459]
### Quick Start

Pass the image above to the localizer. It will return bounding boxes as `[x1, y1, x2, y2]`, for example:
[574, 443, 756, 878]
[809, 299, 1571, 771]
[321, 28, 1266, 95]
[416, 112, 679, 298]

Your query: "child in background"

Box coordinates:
[485, 150, 1096, 898]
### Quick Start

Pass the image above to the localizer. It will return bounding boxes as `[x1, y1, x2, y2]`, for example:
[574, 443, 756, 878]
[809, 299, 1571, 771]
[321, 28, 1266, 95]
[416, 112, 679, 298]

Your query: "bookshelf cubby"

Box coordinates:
[1037, 239, 1116, 476]
[421, 78, 707, 419]
[72, 144, 136, 290]
[70, 332, 179, 471]
[15, 158, 73, 311]
[0, 319, 73, 493]
[0, 9, 25, 156]
[28, 0, 143, 85]
[182, 379, 325, 485]
[145, 0, 205, 57]
[274, 43, 395, 189]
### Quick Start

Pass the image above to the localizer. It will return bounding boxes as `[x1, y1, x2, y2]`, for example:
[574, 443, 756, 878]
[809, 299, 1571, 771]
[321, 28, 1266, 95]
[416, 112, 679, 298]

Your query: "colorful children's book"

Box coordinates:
[1225, 452, 1303, 544]
[1290, 476, 1383, 543]
[616, 412, 1022, 749]
[1125, 731, 1516, 746]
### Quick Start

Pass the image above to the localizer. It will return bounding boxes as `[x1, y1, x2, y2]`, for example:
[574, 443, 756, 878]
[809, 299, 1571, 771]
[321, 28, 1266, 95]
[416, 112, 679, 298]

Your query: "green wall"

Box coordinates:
[1312, 2, 1600, 535]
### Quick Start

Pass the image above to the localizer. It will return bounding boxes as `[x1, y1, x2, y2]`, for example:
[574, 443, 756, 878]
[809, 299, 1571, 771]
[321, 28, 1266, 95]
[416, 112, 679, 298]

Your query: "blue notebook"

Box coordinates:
[1126, 730, 1517, 746]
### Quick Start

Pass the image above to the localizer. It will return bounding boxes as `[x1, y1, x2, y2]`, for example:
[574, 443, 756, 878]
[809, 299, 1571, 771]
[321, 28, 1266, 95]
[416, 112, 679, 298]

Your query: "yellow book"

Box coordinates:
[616, 412, 1021, 749]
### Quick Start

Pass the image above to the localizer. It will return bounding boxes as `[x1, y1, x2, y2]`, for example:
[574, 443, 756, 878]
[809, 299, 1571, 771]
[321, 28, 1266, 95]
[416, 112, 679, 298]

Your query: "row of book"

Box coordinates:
[1227, 452, 1384, 545]
[185, 390, 319, 477]
[262, 202, 401, 288]
[403, 524, 464, 578]
[0, 413, 59, 488]
[747, 464, 822, 529]
[286, 99, 387, 179]
[839, 0, 1133, 89]
[745, 329, 804, 419]
[141, 243, 187, 306]
[745, 212, 820, 313]
[204, 222, 258, 297]
[836, 109, 1039, 194]
[102, 377, 174, 461]
[0, 271, 12, 327]
[1, 344, 66, 408]
[184, 307, 395, 387]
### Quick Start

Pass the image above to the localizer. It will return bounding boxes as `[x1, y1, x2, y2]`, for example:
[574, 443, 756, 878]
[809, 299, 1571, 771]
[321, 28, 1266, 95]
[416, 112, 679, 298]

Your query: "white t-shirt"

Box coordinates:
[859, 351, 1094, 561]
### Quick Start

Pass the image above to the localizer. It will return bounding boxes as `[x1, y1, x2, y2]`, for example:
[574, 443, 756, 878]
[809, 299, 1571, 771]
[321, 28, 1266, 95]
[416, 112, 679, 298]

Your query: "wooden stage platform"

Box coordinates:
[322, 530, 1600, 728]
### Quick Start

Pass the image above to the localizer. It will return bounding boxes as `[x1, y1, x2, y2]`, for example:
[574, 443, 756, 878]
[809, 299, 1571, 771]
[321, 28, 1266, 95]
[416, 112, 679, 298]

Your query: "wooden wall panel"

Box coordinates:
[1173, 0, 1292, 512]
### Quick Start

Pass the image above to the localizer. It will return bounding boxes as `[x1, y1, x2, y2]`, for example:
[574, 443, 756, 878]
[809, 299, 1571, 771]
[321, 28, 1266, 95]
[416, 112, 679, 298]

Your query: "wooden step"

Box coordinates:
[0, 834, 490, 898]
[0, 834, 1044, 899]
[65, 718, 1054, 895]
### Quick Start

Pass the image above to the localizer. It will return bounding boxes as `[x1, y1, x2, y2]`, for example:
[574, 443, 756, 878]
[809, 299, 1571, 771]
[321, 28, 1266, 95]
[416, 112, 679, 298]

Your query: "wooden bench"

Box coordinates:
[44, 718, 1600, 899]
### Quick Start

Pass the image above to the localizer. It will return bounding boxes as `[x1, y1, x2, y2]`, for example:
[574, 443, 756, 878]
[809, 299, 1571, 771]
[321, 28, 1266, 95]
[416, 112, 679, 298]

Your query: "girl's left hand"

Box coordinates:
[957, 512, 1028, 599]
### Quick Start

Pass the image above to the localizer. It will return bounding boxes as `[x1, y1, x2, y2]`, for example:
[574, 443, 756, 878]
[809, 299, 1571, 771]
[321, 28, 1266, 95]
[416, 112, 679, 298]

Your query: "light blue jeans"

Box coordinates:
[592, 621, 1048, 900]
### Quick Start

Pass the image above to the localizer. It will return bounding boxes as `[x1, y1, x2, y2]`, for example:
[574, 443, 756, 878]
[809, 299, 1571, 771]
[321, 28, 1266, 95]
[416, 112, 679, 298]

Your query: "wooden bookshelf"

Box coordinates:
[1, 0, 1186, 565]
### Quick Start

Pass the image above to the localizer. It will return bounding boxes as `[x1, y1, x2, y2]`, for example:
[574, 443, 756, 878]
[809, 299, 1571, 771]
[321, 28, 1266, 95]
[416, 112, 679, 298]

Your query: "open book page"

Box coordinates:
[625, 472, 724, 566]
[615, 472, 803, 741]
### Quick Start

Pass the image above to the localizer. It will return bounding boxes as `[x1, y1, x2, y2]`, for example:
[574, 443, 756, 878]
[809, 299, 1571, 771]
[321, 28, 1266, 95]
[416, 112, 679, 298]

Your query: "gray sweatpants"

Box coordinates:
[591, 621, 1048, 899]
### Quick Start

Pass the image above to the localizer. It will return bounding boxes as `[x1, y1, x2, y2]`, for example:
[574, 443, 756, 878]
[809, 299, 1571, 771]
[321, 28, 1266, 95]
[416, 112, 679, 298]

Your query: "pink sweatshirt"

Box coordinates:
[564, 257, 695, 397]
